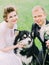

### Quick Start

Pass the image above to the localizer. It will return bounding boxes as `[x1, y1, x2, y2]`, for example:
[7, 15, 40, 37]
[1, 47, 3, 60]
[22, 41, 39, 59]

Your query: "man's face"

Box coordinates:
[32, 9, 46, 26]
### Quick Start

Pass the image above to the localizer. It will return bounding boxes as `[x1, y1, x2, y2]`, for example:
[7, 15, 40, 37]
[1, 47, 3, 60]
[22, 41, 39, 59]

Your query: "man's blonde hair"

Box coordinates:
[32, 5, 45, 14]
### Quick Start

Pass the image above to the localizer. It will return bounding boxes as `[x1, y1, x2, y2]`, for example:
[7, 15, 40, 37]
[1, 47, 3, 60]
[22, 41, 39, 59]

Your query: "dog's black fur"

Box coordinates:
[14, 30, 39, 65]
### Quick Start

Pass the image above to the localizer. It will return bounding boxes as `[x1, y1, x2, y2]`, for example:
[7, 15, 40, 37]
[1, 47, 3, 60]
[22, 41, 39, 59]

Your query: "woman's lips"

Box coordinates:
[12, 20, 16, 22]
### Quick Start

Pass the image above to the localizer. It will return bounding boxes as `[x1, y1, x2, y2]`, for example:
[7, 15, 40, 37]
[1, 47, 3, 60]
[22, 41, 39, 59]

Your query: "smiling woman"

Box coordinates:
[3, 5, 18, 28]
[0, 5, 24, 65]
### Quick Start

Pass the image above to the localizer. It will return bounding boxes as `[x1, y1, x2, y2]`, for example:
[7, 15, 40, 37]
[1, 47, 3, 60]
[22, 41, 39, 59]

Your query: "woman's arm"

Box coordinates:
[0, 43, 24, 52]
[0, 30, 24, 52]
[0, 26, 25, 52]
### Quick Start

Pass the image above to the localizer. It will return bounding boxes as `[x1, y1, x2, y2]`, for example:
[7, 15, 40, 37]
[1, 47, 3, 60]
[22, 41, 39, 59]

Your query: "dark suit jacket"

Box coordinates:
[31, 20, 49, 55]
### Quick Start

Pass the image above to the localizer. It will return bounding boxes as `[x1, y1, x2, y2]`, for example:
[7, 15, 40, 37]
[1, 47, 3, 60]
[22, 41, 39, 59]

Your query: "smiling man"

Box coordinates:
[31, 5, 49, 65]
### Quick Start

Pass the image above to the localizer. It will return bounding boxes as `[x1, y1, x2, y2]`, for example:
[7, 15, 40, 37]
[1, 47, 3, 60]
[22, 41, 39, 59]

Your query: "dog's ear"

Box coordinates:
[14, 29, 19, 37]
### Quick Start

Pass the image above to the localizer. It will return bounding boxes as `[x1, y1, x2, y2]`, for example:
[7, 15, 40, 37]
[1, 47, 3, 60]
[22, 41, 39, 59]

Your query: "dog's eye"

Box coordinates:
[29, 34, 31, 37]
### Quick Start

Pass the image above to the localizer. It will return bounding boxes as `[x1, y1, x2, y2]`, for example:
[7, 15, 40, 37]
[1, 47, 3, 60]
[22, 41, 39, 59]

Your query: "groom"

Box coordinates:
[31, 5, 49, 65]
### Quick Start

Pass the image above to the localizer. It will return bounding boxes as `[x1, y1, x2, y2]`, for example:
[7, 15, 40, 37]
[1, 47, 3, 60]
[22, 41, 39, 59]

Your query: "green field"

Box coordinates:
[0, 0, 49, 49]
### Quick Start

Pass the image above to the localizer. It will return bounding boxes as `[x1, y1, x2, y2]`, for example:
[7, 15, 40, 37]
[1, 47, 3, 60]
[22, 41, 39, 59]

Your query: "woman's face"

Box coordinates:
[6, 11, 18, 25]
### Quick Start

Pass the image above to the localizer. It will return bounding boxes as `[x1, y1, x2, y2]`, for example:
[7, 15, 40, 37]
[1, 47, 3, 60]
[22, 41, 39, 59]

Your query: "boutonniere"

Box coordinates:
[43, 24, 49, 41]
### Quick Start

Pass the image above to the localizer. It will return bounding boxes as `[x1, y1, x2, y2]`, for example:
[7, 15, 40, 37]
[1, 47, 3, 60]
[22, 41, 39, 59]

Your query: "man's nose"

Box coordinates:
[36, 17, 39, 21]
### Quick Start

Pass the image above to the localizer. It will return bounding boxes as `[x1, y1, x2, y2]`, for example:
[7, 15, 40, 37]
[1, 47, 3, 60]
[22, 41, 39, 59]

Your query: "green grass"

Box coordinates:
[0, 0, 49, 49]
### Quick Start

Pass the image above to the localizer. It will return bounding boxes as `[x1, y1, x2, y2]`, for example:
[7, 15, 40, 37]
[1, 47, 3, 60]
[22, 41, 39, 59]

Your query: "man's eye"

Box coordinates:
[34, 16, 37, 18]
[38, 15, 42, 17]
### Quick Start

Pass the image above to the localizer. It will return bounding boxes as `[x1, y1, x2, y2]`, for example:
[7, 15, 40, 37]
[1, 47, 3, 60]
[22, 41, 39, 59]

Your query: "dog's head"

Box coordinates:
[14, 30, 39, 65]
[14, 30, 33, 52]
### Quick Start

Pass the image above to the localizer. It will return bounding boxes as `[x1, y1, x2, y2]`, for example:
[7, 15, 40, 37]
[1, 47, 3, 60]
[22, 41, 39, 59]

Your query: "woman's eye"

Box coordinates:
[9, 16, 13, 18]
[14, 15, 17, 17]
[9, 14, 17, 18]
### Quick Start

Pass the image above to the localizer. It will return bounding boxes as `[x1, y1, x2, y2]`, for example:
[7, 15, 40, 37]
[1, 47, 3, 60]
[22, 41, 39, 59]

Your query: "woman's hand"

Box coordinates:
[46, 40, 49, 49]
[15, 40, 26, 48]
[0, 40, 26, 52]
[16, 43, 25, 48]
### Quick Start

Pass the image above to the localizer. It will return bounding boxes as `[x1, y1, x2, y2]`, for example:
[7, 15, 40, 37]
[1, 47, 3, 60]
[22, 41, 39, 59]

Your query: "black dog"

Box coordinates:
[14, 30, 39, 65]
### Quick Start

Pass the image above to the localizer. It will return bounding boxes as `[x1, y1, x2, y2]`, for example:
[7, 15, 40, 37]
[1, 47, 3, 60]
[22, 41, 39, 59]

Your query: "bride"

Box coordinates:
[0, 5, 24, 65]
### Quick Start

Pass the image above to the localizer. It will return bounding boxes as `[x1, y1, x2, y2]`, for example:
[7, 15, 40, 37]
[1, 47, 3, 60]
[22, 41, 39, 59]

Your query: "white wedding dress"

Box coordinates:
[0, 21, 22, 65]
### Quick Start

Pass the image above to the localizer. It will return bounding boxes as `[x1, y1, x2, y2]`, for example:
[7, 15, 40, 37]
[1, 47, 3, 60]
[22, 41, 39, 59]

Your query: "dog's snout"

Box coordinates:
[28, 40, 31, 44]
